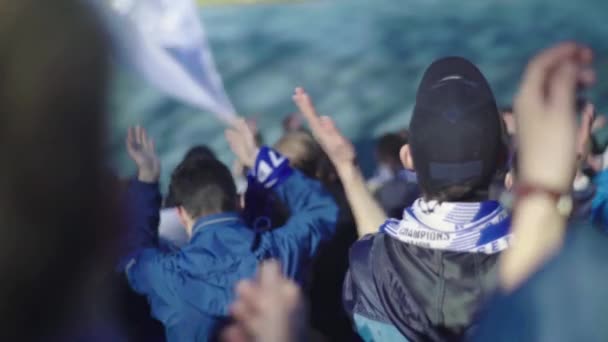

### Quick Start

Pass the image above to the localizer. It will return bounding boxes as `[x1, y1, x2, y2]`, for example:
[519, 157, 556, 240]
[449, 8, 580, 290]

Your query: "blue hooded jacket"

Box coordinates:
[122, 147, 338, 341]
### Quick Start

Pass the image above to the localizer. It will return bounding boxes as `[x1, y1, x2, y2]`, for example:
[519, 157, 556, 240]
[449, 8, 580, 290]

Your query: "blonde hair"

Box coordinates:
[274, 131, 323, 179]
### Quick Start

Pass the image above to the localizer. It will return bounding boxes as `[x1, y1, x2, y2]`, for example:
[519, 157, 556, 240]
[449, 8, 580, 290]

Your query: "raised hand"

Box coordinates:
[292, 87, 356, 170]
[514, 42, 595, 192]
[293, 87, 386, 237]
[591, 109, 606, 133]
[223, 260, 305, 342]
[225, 118, 260, 169]
[126, 125, 161, 183]
[501, 42, 596, 291]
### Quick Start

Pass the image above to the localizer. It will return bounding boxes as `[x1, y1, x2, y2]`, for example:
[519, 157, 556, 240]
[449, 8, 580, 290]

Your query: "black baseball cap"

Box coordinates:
[409, 57, 505, 198]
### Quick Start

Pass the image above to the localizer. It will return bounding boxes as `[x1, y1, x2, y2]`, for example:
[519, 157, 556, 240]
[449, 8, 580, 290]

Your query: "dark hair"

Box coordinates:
[500, 106, 513, 115]
[165, 145, 217, 207]
[376, 132, 407, 166]
[425, 183, 485, 203]
[0, 0, 112, 338]
[170, 158, 237, 218]
[183, 145, 216, 163]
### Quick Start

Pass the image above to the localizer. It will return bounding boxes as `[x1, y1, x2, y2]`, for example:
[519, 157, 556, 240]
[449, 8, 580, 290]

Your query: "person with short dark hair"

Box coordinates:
[371, 131, 420, 218]
[122, 121, 338, 342]
[164, 144, 217, 208]
[376, 133, 407, 172]
[170, 158, 238, 222]
[160, 144, 218, 249]
[182, 145, 217, 163]
[368, 132, 408, 190]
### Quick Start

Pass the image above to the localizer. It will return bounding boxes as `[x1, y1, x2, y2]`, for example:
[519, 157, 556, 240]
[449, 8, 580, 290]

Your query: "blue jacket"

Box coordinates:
[591, 169, 608, 229]
[473, 223, 608, 342]
[123, 147, 339, 341]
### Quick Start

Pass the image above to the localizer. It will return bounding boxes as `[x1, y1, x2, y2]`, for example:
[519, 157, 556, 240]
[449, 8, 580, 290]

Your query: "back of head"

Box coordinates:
[183, 145, 217, 163]
[376, 132, 407, 169]
[409, 57, 505, 202]
[274, 131, 324, 179]
[165, 145, 217, 207]
[0, 0, 110, 337]
[170, 158, 237, 219]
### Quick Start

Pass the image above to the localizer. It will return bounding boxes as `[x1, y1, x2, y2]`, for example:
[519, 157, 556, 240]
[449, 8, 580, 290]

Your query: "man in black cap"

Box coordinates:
[296, 56, 511, 341]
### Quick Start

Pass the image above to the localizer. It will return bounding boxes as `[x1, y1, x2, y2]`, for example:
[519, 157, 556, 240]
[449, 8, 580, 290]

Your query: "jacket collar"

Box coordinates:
[192, 212, 241, 237]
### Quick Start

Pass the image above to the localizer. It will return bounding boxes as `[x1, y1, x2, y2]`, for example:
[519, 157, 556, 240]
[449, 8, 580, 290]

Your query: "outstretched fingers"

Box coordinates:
[293, 87, 321, 130]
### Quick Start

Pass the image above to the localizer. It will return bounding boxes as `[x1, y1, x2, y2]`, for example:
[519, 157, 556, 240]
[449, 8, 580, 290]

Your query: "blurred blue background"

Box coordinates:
[108, 0, 608, 189]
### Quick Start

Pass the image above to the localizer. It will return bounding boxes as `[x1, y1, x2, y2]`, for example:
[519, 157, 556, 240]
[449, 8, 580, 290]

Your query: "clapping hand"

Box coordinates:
[222, 261, 305, 342]
[126, 125, 161, 183]
[292, 87, 356, 170]
[514, 42, 595, 192]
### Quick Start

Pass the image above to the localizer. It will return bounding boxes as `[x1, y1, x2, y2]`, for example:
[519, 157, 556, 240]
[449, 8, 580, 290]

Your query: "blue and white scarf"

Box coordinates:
[381, 199, 512, 254]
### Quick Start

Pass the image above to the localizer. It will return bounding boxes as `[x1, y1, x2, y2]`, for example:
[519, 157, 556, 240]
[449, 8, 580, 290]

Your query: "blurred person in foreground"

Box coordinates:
[294, 54, 511, 341]
[472, 42, 608, 341]
[121, 121, 338, 341]
[223, 260, 307, 342]
[0, 0, 119, 339]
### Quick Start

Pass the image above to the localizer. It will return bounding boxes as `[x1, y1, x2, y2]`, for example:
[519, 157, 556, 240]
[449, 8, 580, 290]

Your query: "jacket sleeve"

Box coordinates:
[120, 180, 186, 320]
[249, 147, 339, 278]
[119, 179, 162, 266]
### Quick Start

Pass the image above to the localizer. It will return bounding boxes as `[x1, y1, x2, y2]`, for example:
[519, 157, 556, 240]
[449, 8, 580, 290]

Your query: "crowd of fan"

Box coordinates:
[2, 1, 608, 341]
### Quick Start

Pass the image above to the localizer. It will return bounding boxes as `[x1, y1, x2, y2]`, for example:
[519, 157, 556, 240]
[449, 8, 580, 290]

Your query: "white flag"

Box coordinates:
[95, 0, 237, 123]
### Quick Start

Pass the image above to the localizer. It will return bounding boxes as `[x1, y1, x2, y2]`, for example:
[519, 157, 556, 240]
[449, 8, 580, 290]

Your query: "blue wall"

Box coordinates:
[108, 0, 608, 189]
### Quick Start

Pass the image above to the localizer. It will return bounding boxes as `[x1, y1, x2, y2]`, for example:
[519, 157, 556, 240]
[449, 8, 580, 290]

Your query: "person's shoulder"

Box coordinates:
[348, 232, 396, 280]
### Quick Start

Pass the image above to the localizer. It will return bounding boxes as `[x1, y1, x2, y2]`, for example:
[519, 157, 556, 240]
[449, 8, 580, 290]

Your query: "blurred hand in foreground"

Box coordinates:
[576, 102, 595, 166]
[222, 260, 305, 342]
[515, 42, 595, 192]
[501, 42, 596, 291]
[126, 125, 161, 183]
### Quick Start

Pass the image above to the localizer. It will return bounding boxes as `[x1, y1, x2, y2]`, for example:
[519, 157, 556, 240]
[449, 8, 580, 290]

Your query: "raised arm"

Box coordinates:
[121, 125, 162, 263]
[500, 42, 595, 291]
[121, 126, 186, 312]
[225, 119, 339, 262]
[292, 88, 386, 237]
